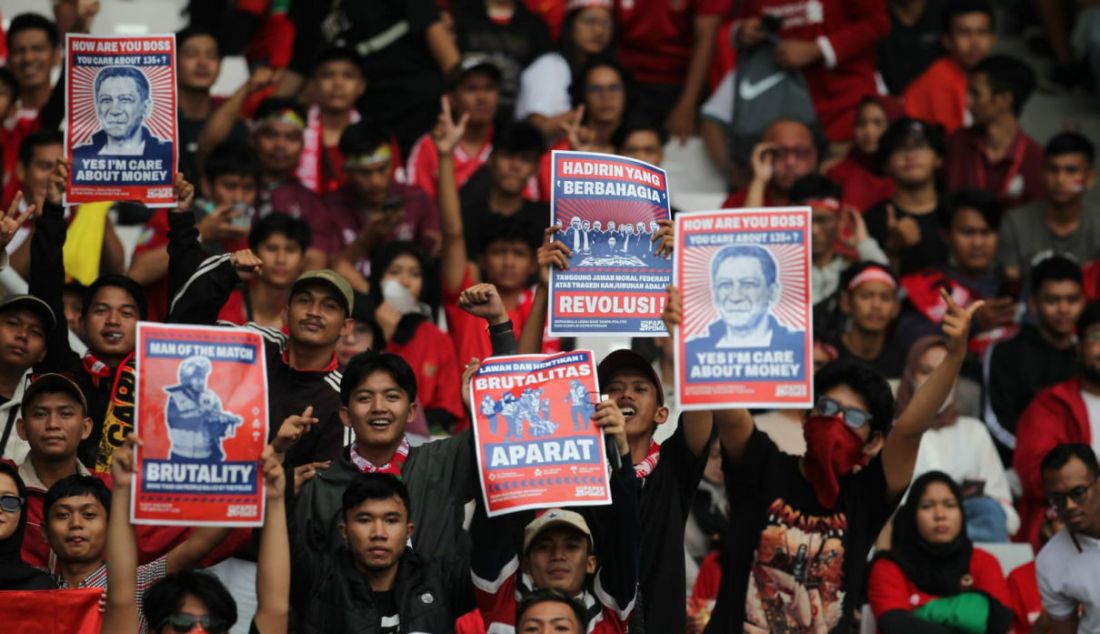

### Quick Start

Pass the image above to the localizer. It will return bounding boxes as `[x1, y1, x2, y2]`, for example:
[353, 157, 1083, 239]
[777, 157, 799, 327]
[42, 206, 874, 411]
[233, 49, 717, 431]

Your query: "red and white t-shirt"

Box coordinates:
[405, 132, 493, 200]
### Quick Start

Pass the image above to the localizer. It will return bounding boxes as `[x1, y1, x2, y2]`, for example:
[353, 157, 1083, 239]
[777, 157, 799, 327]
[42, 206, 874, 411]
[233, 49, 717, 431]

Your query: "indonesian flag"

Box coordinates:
[0, 588, 103, 633]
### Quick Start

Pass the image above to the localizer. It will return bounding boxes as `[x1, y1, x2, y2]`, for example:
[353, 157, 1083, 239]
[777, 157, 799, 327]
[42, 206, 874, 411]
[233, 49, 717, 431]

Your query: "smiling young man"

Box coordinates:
[284, 349, 486, 569]
[1036, 444, 1100, 634]
[289, 472, 473, 632]
[42, 473, 232, 632]
[702, 292, 978, 633]
[32, 159, 150, 470]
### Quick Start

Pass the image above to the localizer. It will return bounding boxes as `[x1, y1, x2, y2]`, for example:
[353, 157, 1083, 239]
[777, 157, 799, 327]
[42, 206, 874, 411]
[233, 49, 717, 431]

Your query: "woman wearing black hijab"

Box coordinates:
[868, 471, 1013, 633]
[0, 462, 56, 590]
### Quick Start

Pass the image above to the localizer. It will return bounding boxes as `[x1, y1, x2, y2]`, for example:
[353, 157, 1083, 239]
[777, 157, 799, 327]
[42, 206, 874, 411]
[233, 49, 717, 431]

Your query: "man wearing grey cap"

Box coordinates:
[0, 294, 55, 463]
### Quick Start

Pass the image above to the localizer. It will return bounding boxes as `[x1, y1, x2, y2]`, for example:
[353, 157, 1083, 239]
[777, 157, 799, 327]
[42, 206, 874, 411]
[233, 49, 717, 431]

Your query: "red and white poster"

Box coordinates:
[132, 323, 268, 526]
[65, 34, 178, 206]
[470, 351, 612, 516]
[674, 208, 814, 410]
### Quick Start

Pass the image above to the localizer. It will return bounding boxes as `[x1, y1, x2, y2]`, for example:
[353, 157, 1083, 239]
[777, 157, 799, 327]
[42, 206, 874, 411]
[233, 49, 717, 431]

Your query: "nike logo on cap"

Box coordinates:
[739, 72, 786, 100]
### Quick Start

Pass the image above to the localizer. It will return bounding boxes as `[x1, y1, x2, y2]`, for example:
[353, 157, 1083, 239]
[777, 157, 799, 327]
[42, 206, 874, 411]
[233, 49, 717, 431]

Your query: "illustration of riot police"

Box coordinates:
[163, 356, 243, 462]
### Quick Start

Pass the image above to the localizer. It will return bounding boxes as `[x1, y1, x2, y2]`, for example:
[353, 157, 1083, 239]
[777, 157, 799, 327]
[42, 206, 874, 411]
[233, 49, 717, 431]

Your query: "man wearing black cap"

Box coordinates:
[864, 118, 950, 275]
[407, 54, 504, 200]
[0, 294, 54, 463]
[594, 344, 716, 634]
[32, 159, 153, 472]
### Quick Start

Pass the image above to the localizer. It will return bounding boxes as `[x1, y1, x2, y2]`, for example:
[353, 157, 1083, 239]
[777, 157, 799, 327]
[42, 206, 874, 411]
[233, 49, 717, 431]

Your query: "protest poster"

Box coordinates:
[548, 150, 672, 337]
[674, 207, 813, 410]
[65, 34, 178, 206]
[2, 588, 103, 633]
[131, 322, 268, 526]
[469, 350, 612, 516]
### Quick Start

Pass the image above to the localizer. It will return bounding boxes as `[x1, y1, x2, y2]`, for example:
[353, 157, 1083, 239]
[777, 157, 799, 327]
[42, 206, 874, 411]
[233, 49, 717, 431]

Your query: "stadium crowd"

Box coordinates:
[2, 0, 1100, 632]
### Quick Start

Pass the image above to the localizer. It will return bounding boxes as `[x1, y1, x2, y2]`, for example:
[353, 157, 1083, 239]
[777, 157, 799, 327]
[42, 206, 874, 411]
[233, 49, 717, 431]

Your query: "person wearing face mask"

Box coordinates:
[0, 461, 55, 590]
[898, 336, 1019, 541]
[369, 241, 464, 434]
[703, 289, 979, 634]
[867, 471, 1014, 634]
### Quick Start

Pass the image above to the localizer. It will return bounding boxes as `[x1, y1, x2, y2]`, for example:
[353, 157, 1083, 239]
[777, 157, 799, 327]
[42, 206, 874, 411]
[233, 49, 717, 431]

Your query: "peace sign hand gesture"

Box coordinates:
[0, 192, 36, 250]
[432, 96, 470, 156]
[940, 288, 984, 357]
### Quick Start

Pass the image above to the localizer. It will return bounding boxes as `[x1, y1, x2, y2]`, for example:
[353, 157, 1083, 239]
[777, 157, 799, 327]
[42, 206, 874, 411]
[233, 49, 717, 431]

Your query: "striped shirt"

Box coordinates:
[57, 555, 168, 633]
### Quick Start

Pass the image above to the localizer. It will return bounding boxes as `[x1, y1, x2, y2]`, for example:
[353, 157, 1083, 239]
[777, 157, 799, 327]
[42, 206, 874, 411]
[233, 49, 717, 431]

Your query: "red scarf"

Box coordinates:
[295, 105, 360, 193]
[802, 416, 867, 508]
[633, 441, 661, 480]
[349, 437, 410, 476]
[81, 351, 137, 472]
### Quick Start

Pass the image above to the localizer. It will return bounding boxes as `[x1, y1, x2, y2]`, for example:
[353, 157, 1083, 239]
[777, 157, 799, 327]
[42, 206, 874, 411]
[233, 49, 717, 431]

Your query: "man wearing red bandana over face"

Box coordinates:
[700, 288, 981, 634]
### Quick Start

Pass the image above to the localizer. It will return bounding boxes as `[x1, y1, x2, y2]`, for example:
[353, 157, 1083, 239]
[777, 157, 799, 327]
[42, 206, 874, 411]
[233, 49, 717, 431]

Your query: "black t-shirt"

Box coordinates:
[637, 424, 711, 634]
[833, 333, 908, 380]
[460, 166, 549, 254]
[452, 1, 551, 120]
[371, 589, 400, 634]
[704, 428, 896, 634]
[877, 0, 947, 94]
[864, 198, 949, 275]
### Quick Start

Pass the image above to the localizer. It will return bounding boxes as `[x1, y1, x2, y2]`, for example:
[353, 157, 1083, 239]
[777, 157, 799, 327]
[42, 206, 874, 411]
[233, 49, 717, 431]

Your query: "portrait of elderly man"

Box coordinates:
[685, 244, 806, 370]
[72, 65, 173, 165]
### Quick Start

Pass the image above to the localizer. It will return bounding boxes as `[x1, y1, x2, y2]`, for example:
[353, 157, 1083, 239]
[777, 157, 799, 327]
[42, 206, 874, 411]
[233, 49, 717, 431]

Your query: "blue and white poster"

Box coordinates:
[548, 150, 672, 337]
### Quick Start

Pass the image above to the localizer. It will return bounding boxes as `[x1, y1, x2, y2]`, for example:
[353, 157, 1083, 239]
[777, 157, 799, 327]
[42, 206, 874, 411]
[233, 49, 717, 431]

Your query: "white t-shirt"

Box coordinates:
[1037, 528, 1100, 632]
[913, 415, 1021, 535]
[1081, 390, 1100, 456]
[515, 52, 572, 120]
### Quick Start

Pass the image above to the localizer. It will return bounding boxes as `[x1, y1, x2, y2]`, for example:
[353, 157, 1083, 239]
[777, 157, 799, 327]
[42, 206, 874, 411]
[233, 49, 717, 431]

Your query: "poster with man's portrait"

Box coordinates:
[65, 34, 178, 206]
[132, 323, 268, 526]
[548, 150, 672, 337]
[674, 208, 813, 411]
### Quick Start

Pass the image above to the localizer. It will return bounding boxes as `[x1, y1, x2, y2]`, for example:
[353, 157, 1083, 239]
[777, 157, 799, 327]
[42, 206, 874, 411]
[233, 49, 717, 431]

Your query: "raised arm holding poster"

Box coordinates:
[132, 322, 268, 526]
[548, 150, 672, 337]
[469, 350, 612, 516]
[65, 34, 178, 206]
[675, 207, 813, 411]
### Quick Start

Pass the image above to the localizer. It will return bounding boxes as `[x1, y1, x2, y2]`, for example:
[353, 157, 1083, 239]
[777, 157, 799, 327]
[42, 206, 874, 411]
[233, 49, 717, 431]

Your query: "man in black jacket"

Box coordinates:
[165, 197, 353, 471]
[288, 472, 473, 633]
[31, 158, 154, 471]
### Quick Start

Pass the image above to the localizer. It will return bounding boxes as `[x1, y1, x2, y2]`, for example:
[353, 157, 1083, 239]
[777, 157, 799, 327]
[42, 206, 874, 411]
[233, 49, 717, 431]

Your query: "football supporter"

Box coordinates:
[867, 471, 1014, 633]
[824, 95, 902, 213]
[703, 290, 978, 632]
[289, 471, 473, 632]
[904, 0, 995, 135]
[407, 54, 502, 200]
[731, 0, 890, 143]
[0, 461, 55, 590]
[830, 262, 908, 380]
[293, 46, 366, 195]
[1015, 301, 1100, 548]
[216, 213, 312, 328]
[944, 55, 1044, 211]
[877, 0, 949, 95]
[985, 255, 1085, 466]
[864, 118, 950, 275]
[723, 119, 819, 209]
[515, 589, 588, 634]
[176, 26, 228, 185]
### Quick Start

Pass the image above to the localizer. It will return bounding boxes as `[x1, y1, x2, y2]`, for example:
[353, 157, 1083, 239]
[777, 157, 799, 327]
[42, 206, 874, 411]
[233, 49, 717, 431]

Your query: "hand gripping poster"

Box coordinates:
[675, 207, 813, 410]
[470, 351, 612, 516]
[65, 34, 178, 206]
[132, 323, 268, 526]
[548, 150, 672, 337]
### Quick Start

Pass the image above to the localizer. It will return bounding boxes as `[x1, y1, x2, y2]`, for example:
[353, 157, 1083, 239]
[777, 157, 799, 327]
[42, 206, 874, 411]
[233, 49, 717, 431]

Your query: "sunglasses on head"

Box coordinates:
[815, 396, 872, 430]
[158, 614, 228, 633]
[0, 494, 24, 513]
